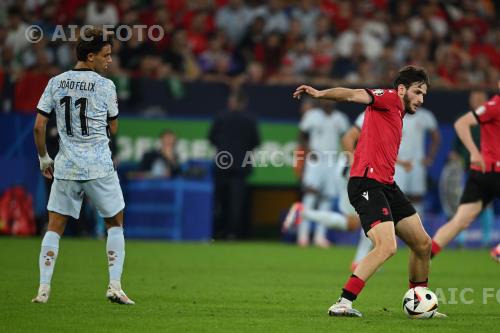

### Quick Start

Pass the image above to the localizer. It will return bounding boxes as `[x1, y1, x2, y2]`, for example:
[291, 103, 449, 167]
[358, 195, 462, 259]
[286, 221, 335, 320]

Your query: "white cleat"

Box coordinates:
[432, 311, 448, 318]
[106, 285, 135, 305]
[32, 284, 50, 303]
[282, 202, 303, 233]
[328, 302, 363, 317]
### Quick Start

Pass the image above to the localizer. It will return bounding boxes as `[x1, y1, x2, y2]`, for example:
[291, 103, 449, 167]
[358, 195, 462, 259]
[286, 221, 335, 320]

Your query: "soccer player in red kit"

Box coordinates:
[432, 80, 500, 258]
[293, 66, 446, 318]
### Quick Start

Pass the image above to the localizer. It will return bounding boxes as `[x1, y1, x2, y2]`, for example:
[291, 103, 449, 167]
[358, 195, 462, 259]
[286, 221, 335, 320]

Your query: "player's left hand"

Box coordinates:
[293, 85, 320, 99]
[38, 154, 54, 179]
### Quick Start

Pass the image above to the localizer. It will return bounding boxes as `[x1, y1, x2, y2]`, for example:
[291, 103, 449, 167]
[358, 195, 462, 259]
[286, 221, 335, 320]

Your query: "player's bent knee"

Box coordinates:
[374, 243, 397, 259]
[413, 236, 432, 257]
[104, 210, 124, 228]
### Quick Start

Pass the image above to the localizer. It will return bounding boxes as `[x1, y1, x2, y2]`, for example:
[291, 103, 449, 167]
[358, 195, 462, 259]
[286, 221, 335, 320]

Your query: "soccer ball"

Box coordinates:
[402, 287, 438, 319]
[490, 243, 500, 263]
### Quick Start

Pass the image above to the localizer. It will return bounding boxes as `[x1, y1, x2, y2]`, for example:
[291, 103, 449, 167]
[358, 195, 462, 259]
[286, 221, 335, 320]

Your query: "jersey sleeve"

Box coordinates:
[473, 99, 499, 124]
[36, 78, 55, 117]
[354, 112, 365, 129]
[364, 88, 398, 111]
[106, 80, 119, 120]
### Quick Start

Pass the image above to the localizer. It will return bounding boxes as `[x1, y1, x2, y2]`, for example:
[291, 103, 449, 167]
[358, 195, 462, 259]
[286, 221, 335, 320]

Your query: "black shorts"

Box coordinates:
[460, 170, 500, 206]
[347, 177, 416, 235]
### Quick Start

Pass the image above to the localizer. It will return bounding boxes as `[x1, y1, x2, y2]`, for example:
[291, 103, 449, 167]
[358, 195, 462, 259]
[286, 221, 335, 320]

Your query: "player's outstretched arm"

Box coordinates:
[293, 85, 372, 104]
[454, 112, 485, 172]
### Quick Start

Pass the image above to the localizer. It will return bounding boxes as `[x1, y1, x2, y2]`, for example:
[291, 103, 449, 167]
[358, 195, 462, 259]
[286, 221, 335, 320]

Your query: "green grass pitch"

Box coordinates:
[1, 237, 499, 332]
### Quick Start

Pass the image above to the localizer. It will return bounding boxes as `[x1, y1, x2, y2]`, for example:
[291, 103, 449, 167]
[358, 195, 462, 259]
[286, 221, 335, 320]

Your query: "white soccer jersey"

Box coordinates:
[299, 108, 350, 152]
[354, 112, 364, 129]
[353, 108, 437, 161]
[37, 69, 118, 180]
[398, 107, 437, 162]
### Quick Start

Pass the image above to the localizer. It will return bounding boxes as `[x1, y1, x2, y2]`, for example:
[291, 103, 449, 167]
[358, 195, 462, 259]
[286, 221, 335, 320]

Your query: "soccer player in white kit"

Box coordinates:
[297, 99, 350, 247]
[394, 108, 441, 217]
[32, 28, 134, 304]
[283, 113, 371, 268]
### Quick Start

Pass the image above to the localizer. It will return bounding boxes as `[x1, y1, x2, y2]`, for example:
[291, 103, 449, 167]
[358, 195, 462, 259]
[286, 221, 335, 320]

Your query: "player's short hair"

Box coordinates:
[76, 27, 112, 62]
[393, 65, 430, 89]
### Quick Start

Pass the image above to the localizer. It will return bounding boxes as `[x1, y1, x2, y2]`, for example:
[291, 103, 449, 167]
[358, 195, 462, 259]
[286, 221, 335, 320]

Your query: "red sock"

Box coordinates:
[409, 278, 428, 289]
[341, 274, 366, 301]
[431, 240, 441, 258]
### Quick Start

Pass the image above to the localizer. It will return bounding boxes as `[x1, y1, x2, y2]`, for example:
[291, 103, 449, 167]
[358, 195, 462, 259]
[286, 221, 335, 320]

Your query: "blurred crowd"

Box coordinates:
[1, 0, 499, 112]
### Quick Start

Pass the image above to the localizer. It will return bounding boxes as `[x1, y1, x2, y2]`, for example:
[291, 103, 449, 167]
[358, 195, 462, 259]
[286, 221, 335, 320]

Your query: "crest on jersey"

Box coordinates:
[372, 89, 384, 96]
[475, 105, 486, 116]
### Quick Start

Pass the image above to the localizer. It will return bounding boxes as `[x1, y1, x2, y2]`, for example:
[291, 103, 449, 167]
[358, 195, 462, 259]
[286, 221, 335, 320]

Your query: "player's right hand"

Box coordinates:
[38, 154, 54, 179]
[293, 85, 320, 99]
[397, 160, 413, 172]
[470, 151, 486, 173]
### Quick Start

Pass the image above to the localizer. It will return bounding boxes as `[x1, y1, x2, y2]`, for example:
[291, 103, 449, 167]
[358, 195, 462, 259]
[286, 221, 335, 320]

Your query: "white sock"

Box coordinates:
[313, 198, 332, 242]
[106, 227, 125, 286]
[39, 231, 60, 285]
[302, 209, 348, 231]
[297, 193, 317, 243]
[353, 229, 373, 263]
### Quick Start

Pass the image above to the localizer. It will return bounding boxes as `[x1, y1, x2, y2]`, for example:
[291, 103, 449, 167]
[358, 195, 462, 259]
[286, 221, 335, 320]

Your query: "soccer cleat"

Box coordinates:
[328, 302, 363, 317]
[106, 285, 135, 305]
[282, 202, 303, 232]
[32, 284, 50, 303]
[432, 311, 448, 318]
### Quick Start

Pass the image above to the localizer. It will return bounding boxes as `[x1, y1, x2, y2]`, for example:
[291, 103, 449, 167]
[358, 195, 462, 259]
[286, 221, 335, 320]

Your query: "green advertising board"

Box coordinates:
[117, 117, 301, 185]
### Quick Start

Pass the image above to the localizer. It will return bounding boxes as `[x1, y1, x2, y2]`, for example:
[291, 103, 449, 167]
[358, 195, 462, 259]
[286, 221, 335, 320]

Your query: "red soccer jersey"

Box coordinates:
[472, 94, 500, 172]
[350, 88, 404, 184]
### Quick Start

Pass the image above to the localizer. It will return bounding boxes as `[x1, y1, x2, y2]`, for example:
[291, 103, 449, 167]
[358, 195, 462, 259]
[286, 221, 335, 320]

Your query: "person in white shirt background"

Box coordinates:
[296, 98, 350, 247]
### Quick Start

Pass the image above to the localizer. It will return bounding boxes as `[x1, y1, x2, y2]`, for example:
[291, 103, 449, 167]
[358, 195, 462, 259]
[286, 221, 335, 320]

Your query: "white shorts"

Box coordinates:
[394, 162, 426, 196]
[47, 172, 125, 219]
[302, 157, 338, 197]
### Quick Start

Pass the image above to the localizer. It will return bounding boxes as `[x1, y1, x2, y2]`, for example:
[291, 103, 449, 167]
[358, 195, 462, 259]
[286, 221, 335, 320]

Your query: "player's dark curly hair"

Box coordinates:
[393, 65, 430, 89]
[76, 27, 112, 61]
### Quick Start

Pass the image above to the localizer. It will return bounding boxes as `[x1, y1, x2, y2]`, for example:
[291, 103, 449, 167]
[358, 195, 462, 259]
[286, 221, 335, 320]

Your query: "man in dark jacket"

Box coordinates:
[209, 90, 261, 239]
